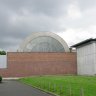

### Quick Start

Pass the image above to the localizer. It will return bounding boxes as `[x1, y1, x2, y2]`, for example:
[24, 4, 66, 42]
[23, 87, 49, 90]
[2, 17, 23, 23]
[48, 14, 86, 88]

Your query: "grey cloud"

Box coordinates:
[1, 0, 69, 17]
[78, 0, 96, 11]
[0, 0, 96, 51]
[0, 37, 21, 50]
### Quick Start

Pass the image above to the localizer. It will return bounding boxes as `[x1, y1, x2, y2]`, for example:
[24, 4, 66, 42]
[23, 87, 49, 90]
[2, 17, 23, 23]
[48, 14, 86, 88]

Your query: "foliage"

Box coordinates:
[0, 50, 6, 55]
[0, 76, 2, 83]
[19, 76, 96, 96]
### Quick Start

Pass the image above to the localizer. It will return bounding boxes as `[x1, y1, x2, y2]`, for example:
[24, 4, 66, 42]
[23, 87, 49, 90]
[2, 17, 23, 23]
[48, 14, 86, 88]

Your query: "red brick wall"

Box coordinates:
[0, 52, 77, 77]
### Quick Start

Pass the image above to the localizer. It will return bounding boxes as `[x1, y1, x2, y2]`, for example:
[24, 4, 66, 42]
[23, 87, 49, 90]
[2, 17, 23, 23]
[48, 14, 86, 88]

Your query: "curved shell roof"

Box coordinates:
[18, 32, 69, 52]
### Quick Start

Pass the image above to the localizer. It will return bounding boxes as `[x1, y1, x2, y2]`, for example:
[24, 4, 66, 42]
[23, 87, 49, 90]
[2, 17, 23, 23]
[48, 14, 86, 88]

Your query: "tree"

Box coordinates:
[0, 50, 6, 55]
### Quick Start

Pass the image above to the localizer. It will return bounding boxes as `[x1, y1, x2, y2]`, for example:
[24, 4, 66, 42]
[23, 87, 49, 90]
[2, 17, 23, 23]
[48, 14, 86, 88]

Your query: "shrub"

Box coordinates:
[0, 76, 2, 83]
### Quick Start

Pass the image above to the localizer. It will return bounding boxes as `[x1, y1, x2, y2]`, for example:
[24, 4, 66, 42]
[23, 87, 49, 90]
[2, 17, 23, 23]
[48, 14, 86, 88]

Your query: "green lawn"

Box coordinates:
[19, 76, 96, 96]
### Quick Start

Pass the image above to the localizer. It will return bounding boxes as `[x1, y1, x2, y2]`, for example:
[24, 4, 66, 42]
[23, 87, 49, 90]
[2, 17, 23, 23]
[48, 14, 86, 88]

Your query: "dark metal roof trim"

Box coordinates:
[71, 38, 96, 47]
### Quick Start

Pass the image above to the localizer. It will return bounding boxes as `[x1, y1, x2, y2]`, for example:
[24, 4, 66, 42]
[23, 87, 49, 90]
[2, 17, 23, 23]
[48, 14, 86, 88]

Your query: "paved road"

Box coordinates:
[0, 80, 52, 96]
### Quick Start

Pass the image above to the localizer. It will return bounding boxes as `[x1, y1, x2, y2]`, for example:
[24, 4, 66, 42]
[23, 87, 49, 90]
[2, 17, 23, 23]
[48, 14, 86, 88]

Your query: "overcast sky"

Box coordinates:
[0, 0, 96, 51]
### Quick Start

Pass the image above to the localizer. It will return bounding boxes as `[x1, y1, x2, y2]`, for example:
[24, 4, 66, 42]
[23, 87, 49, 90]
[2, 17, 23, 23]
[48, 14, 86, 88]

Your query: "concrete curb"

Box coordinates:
[3, 77, 20, 80]
[19, 80, 59, 96]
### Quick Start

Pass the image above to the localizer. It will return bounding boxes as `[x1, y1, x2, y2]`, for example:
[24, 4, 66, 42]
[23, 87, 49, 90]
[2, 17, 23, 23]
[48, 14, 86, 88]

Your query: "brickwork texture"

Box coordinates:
[0, 52, 77, 77]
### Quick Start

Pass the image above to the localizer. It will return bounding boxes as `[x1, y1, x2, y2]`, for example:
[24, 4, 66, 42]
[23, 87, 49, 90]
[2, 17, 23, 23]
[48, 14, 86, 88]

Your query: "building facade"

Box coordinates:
[0, 32, 77, 77]
[72, 38, 96, 75]
[0, 32, 95, 77]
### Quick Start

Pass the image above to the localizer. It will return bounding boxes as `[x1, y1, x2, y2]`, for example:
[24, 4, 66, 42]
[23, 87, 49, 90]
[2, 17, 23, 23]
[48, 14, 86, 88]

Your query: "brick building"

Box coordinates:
[0, 32, 77, 77]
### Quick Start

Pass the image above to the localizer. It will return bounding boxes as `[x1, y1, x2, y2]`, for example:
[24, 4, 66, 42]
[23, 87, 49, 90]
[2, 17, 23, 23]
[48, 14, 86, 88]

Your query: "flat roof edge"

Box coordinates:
[71, 38, 96, 47]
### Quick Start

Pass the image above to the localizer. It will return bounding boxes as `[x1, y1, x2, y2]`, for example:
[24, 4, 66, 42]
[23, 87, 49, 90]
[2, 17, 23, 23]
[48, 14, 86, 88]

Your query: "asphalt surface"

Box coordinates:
[0, 80, 52, 96]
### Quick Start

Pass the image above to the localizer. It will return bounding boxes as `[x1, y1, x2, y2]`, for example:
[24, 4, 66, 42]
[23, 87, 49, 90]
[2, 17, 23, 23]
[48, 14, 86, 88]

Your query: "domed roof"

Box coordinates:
[18, 32, 69, 52]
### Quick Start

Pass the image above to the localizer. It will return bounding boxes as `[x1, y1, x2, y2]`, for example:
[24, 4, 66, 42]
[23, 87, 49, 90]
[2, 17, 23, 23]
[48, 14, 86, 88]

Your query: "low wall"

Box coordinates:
[0, 55, 7, 68]
[0, 52, 77, 77]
